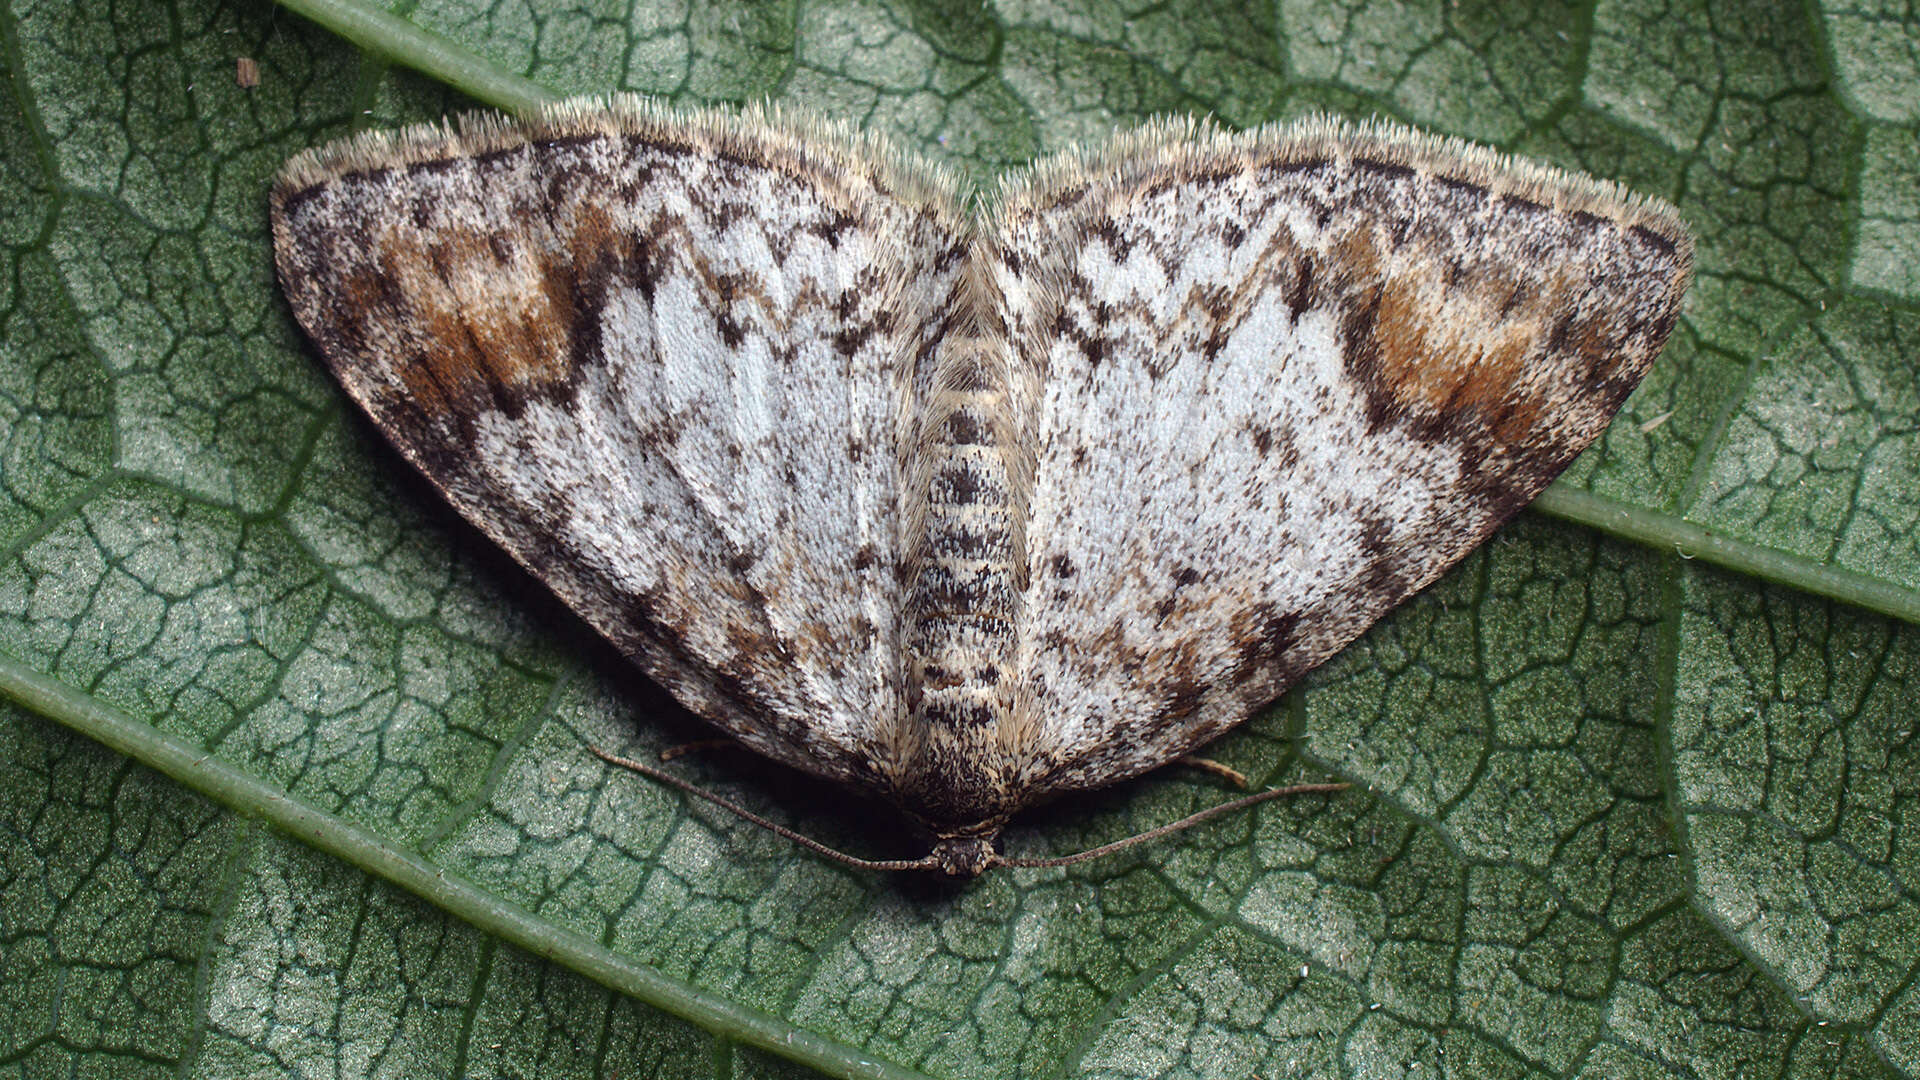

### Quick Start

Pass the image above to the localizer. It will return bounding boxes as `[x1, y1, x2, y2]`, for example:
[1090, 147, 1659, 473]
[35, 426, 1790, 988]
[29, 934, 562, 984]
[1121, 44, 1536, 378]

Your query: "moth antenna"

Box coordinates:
[995, 781, 1350, 870]
[595, 743, 1348, 875]
[587, 745, 941, 872]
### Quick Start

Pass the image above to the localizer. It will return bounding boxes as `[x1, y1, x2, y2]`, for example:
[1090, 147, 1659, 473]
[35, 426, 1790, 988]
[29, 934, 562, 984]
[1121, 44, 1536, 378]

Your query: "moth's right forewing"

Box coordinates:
[994, 119, 1693, 794]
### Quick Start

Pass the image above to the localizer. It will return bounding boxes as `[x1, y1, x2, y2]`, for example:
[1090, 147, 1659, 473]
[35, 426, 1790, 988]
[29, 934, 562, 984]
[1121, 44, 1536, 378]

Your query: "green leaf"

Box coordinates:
[2, 0, 1917, 1077]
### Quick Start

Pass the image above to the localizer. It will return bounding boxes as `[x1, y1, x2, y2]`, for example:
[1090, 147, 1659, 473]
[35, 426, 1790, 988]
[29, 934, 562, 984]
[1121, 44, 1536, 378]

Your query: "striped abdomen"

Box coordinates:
[898, 334, 1026, 829]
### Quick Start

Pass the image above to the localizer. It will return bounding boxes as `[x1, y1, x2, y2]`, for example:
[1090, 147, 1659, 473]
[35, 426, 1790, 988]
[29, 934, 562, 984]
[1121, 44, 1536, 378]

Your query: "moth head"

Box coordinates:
[929, 833, 1001, 878]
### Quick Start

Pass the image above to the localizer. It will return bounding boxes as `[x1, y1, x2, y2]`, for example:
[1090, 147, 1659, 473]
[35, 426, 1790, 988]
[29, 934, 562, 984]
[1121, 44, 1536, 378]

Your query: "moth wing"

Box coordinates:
[270, 103, 964, 785]
[999, 119, 1692, 795]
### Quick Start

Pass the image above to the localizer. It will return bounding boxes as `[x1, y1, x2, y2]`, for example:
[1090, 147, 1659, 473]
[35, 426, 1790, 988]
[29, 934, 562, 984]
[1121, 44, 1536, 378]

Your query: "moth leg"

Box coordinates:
[1176, 755, 1249, 788]
[658, 738, 740, 763]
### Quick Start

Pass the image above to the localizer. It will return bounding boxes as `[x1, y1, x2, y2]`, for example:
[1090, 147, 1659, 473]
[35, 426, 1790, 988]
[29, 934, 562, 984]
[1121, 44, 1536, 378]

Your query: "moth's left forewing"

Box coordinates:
[271, 101, 967, 790]
[994, 117, 1693, 795]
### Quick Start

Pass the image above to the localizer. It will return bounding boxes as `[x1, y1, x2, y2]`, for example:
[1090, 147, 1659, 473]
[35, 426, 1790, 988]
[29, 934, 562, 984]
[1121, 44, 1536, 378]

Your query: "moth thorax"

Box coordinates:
[897, 340, 1025, 826]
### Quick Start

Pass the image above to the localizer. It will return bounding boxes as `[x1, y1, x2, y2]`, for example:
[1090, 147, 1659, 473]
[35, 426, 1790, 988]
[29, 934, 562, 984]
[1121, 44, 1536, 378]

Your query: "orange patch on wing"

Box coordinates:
[1361, 241, 1590, 446]
[372, 219, 584, 411]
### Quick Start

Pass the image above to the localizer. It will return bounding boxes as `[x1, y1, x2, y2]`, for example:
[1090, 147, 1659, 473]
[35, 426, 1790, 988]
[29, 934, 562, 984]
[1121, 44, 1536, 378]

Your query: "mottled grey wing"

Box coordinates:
[996, 118, 1692, 795]
[270, 102, 965, 786]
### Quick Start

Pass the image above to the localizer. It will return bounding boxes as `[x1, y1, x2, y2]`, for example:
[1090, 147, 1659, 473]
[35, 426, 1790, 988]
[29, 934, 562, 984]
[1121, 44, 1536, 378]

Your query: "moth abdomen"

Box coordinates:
[897, 338, 1030, 828]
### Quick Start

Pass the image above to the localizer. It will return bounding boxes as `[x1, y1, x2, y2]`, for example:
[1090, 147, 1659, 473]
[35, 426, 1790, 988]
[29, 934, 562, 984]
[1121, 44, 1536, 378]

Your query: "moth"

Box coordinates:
[270, 97, 1692, 876]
